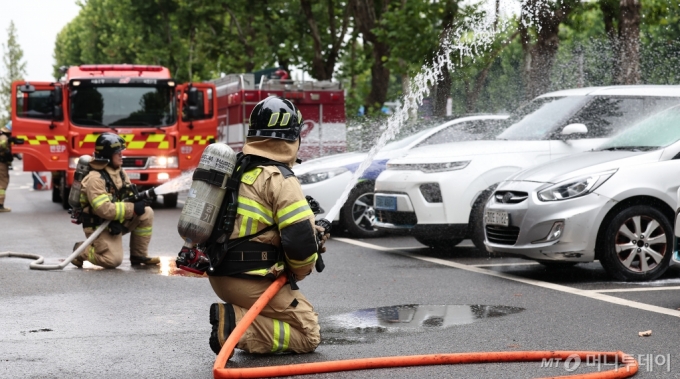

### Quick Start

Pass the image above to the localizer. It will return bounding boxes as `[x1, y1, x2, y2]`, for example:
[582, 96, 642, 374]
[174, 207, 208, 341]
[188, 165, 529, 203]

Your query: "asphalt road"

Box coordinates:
[2, 167, 680, 378]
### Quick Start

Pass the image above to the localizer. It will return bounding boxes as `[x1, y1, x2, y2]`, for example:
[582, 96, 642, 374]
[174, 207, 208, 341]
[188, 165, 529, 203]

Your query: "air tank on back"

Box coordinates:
[68, 155, 93, 210]
[177, 143, 237, 248]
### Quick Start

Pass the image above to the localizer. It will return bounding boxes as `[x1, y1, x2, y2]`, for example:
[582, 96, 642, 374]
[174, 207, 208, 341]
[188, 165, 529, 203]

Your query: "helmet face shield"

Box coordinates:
[247, 96, 303, 141]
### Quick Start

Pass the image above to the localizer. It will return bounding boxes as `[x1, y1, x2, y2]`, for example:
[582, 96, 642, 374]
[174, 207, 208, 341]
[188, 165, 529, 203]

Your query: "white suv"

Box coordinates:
[373, 86, 680, 252]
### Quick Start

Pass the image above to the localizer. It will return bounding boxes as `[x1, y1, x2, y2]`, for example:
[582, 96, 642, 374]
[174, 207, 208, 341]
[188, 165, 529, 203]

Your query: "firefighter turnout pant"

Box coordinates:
[0, 162, 8, 205]
[209, 275, 320, 354]
[77, 206, 154, 268]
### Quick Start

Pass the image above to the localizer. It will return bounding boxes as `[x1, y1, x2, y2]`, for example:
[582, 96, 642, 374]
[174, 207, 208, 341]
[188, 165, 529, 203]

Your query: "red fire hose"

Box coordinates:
[214, 275, 638, 379]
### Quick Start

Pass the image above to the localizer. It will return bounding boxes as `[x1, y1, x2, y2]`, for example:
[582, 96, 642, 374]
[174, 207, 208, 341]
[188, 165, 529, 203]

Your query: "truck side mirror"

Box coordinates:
[187, 87, 199, 107]
[53, 86, 63, 104]
[19, 83, 35, 93]
[187, 106, 201, 119]
[53, 105, 64, 120]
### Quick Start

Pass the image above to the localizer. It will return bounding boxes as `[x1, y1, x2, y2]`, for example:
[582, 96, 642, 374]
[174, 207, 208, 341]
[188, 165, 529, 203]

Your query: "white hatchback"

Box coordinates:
[374, 86, 680, 252]
[293, 115, 508, 237]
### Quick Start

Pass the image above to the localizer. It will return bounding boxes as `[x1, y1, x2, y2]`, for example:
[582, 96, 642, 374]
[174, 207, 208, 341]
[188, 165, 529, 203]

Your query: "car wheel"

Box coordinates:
[340, 181, 385, 238]
[599, 205, 672, 281]
[60, 175, 71, 210]
[415, 236, 463, 250]
[469, 184, 498, 254]
[163, 193, 178, 208]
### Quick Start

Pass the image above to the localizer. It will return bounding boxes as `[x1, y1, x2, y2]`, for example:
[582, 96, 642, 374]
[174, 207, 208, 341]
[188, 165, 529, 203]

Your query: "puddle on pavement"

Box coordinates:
[324, 304, 524, 335]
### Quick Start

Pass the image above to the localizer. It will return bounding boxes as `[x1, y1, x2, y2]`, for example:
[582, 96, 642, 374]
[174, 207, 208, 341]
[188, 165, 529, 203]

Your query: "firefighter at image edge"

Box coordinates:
[0, 121, 21, 213]
[208, 96, 330, 357]
[71, 133, 160, 268]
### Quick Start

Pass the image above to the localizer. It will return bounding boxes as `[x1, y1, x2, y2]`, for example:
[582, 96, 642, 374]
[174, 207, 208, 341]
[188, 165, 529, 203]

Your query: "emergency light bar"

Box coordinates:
[79, 65, 164, 72]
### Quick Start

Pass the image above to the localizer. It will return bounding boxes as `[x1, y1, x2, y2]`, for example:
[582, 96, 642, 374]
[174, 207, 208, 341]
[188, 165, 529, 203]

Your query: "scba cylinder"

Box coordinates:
[177, 143, 237, 247]
[68, 155, 93, 210]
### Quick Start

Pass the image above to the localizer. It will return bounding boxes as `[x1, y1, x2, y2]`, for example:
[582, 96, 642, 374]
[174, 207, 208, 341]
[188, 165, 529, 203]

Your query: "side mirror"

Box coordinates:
[52, 86, 63, 104]
[560, 123, 588, 136]
[53, 105, 64, 120]
[19, 83, 35, 93]
[187, 87, 199, 107]
[187, 106, 201, 119]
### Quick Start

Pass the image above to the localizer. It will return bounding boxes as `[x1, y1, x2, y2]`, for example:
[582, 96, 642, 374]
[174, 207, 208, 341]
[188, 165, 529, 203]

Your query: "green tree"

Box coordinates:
[1, 21, 27, 126]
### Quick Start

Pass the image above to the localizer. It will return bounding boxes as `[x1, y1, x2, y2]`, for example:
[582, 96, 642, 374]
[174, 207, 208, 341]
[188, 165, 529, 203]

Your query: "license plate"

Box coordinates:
[374, 195, 397, 211]
[484, 210, 509, 227]
[127, 172, 141, 180]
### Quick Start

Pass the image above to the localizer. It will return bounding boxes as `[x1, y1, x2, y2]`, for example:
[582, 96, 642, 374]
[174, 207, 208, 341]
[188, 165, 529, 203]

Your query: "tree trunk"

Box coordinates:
[618, 0, 641, 84]
[349, 0, 391, 115]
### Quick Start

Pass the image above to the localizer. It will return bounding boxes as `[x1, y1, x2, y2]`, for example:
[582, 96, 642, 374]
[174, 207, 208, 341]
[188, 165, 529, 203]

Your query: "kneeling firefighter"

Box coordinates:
[71, 133, 160, 268]
[183, 96, 330, 356]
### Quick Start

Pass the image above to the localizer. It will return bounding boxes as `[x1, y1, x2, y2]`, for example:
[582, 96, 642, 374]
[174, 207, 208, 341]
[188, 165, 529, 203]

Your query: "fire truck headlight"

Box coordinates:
[69, 157, 79, 169]
[148, 156, 178, 169]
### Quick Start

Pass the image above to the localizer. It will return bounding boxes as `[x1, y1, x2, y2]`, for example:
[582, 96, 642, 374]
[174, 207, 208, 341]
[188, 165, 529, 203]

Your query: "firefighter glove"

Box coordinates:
[313, 224, 329, 253]
[134, 201, 146, 216]
[108, 221, 124, 235]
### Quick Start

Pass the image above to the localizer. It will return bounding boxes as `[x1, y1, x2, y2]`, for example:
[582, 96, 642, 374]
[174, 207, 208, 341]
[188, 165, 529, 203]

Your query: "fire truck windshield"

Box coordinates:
[70, 85, 177, 127]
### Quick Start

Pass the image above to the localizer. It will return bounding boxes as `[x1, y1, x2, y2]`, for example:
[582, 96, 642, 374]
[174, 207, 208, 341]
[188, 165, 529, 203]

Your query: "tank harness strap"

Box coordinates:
[192, 168, 228, 188]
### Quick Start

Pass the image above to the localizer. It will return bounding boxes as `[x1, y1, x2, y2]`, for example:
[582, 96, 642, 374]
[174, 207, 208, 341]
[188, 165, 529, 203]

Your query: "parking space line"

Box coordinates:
[335, 238, 680, 318]
[592, 286, 680, 293]
[472, 262, 540, 267]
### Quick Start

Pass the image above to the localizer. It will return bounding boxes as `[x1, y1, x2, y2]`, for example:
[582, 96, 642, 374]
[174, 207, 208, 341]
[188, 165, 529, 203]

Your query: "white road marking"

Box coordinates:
[471, 262, 541, 267]
[178, 200, 185, 205]
[335, 238, 680, 318]
[592, 286, 680, 293]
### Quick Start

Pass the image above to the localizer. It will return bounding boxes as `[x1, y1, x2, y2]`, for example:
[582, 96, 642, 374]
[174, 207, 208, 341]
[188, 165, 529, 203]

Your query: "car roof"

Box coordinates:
[539, 85, 680, 98]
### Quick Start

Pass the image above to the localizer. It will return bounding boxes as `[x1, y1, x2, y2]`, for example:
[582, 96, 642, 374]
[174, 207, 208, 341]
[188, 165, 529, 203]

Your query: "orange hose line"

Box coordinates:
[213, 276, 638, 379]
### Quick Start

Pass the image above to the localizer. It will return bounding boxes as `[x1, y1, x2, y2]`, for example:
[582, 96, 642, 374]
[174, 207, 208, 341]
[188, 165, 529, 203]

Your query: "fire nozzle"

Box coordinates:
[125, 187, 157, 202]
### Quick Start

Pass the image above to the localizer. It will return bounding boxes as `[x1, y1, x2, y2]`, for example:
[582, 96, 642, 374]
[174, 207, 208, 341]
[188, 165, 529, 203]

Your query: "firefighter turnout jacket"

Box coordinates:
[80, 162, 136, 223]
[213, 137, 319, 281]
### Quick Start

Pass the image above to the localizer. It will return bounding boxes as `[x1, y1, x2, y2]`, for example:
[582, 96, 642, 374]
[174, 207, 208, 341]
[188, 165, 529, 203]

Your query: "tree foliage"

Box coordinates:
[1, 21, 27, 126]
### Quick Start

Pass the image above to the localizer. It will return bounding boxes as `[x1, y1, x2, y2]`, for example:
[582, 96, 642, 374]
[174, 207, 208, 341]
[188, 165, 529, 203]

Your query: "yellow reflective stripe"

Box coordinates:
[280, 113, 291, 126]
[286, 253, 318, 269]
[271, 320, 289, 352]
[272, 320, 280, 352]
[88, 245, 96, 263]
[276, 200, 313, 229]
[237, 196, 273, 225]
[238, 217, 259, 238]
[133, 227, 152, 236]
[114, 202, 125, 222]
[268, 113, 280, 127]
[0, 189, 5, 195]
[91, 194, 111, 210]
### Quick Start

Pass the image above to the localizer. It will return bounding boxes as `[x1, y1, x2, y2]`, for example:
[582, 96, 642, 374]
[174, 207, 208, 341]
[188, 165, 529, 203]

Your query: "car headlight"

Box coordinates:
[298, 167, 348, 184]
[387, 161, 470, 173]
[148, 156, 178, 169]
[537, 169, 617, 201]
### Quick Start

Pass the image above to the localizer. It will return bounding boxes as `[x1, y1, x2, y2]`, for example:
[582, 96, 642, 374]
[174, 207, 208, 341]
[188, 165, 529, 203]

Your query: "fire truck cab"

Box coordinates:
[11, 64, 217, 209]
[210, 71, 346, 161]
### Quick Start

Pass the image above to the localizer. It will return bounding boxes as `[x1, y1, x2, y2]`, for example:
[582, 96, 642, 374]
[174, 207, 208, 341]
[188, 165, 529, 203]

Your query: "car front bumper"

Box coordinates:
[484, 181, 615, 262]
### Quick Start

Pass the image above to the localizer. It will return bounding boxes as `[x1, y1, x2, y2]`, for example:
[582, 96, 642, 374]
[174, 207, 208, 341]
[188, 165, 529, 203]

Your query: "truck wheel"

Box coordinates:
[468, 184, 498, 254]
[52, 184, 62, 203]
[60, 175, 71, 210]
[340, 181, 385, 238]
[599, 205, 672, 281]
[415, 237, 463, 250]
[163, 193, 178, 208]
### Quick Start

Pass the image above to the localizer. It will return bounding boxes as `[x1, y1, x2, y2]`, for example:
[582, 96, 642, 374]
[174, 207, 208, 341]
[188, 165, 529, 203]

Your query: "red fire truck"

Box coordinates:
[210, 71, 346, 161]
[11, 64, 217, 209]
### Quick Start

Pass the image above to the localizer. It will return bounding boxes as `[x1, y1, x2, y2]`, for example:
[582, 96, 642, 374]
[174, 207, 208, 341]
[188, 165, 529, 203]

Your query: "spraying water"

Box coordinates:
[323, 12, 510, 222]
[153, 170, 195, 195]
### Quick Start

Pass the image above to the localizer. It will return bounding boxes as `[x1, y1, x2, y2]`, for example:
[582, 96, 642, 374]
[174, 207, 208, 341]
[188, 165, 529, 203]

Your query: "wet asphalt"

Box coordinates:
[2, 167, 680, 378]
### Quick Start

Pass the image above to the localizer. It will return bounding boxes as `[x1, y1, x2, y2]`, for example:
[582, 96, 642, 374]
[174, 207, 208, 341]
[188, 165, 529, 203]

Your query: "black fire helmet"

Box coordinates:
[93, 132, 126, 162]
[247, 96, 303, 141]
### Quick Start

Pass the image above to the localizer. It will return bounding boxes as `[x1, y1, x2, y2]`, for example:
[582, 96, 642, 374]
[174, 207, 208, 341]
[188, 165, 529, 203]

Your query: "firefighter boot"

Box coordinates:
[209, 303, 236, 357]
[0, 204, 10, 212]
[128, 207, 158, 265]
[71, 242, 85, 268]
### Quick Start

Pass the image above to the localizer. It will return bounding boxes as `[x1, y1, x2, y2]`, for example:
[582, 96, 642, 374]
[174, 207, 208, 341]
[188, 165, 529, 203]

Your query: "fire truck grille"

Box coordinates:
[122, 157, 148, 169]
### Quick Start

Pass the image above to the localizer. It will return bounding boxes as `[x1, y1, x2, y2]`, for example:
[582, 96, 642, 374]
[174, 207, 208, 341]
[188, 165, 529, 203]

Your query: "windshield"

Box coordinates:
[598, 106, 680, 151]
[381, 127, 436, 152]
[497, 96, 588, 140]
[70, 85, 177, 127]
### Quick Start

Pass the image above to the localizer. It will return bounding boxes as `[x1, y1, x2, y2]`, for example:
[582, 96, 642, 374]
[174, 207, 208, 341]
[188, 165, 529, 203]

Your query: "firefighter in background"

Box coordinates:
[0, 121, 15, 212]
[72, 133, 160, 268]
[208, 96, 330, 356]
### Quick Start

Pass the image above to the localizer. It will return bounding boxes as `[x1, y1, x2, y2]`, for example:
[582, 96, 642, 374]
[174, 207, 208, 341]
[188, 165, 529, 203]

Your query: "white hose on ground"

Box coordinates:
[0, 220, 111, 270]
